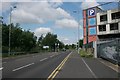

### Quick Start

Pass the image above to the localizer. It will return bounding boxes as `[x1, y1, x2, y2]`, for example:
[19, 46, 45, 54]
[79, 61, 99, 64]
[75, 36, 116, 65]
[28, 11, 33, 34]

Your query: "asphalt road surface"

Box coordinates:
[2, 51, 70, 79]
[1, 51, 119, 80]
[56, 51, 119, 79]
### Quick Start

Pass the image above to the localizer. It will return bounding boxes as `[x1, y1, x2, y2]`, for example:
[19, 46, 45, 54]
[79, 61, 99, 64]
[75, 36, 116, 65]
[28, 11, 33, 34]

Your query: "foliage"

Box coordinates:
[38, 32, 64, 51]
[77, 39, 83, 48]
[2, 23, 37, 53]
[79, 49, 93, 58]
[79, 39, 83, 48]
[2, 23, 65, 56]
[64, 44, 76, 50]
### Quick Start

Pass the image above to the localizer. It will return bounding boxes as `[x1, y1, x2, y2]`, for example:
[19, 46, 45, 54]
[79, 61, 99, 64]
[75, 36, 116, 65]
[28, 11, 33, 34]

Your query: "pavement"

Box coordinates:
[56, 51, 119, 79]
[98, 58, 119, 73]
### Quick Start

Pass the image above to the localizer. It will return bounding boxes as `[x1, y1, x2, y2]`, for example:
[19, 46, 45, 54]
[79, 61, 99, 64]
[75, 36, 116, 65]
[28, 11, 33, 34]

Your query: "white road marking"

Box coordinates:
[40, 58, 48, 61]
[82, 58, 97, 78]
[12, 63, 34, 71]
[50, 55, 54, 58]
[0, 67, 3, 70]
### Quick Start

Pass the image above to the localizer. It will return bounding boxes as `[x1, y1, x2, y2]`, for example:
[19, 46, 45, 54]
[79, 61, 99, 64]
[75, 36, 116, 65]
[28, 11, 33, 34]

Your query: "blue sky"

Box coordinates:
[1, 1, 119, 44]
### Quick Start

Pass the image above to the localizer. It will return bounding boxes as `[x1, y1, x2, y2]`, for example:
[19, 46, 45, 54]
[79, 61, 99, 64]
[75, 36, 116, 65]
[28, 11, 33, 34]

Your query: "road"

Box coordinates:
[1, 51, 119, 80]
[2, 51, 70, 79]
[56, 51, 119, 79]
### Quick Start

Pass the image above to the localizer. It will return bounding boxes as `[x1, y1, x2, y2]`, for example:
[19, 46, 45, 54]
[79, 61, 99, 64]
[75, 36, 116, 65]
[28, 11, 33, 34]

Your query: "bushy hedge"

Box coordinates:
[79, 49, 93, 58]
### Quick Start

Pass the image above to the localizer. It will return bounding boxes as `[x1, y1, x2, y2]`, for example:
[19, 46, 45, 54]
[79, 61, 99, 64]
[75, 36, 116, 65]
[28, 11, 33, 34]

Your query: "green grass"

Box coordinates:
[79, 49, 93, 58]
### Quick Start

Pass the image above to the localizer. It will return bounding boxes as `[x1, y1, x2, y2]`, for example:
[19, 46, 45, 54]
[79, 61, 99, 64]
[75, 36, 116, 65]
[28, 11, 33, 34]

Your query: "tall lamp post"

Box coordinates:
[73, 10, 80, 54]
[9, 6, 16, 56]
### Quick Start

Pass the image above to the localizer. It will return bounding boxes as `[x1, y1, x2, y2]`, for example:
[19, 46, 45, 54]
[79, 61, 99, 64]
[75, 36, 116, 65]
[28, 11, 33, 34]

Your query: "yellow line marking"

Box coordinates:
[52, 57, 68, 79]
[47, 52, 72, 80]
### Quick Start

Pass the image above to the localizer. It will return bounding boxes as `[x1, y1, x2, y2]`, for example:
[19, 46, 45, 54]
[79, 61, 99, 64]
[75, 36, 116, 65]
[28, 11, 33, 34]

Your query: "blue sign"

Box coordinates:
[89, 18, 96, 26]
[88, 9, 95, 16]
[89, 27, 96, 35]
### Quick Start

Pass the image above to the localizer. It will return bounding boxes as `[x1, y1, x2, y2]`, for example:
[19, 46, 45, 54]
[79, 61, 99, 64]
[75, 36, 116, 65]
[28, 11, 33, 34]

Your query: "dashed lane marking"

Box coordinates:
[50, 55, 54, 58]
[40, 58, 48, 62]
[12, 63, 34, 71]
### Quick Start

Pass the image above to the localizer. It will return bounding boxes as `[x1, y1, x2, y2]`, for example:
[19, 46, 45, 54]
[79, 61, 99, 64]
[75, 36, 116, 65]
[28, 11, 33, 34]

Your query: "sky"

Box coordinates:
[1, 0, 119, 45]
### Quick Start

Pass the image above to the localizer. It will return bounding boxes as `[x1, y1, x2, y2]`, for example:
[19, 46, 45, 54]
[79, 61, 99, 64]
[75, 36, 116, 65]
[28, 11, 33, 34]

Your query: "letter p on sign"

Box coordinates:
[89, 9, 95, 16]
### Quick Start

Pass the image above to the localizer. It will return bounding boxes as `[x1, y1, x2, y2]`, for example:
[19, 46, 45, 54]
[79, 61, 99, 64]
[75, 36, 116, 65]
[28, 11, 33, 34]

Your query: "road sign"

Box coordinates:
[88, 8, 95, 16]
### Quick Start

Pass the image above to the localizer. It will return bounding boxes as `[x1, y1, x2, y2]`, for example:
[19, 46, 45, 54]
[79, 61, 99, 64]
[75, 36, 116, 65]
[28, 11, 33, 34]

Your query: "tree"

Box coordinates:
[2, 24, 9, 53]
[65, 44, 69, 49]
[41, 32, 57, 51]
[37, 34, 43, 50]
[20, 30, 37, 51]
[2, 23, 37, 53]
[2, 23, 64, 54]
[10, 23, 22, 51]
[79, 39, 83, 48]
[38, 32, 65, 51]
[71, 44, 76, 49]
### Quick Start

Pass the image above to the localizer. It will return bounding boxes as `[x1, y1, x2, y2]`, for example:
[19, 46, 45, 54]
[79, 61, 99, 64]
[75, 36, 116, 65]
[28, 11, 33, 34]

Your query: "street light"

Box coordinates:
[9, 6, 16, 56]
[73, 10, 80, 54]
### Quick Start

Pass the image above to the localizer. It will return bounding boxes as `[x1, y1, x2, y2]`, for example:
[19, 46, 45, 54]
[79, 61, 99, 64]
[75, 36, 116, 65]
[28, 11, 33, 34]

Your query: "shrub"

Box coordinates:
[79, 49, 93, 58]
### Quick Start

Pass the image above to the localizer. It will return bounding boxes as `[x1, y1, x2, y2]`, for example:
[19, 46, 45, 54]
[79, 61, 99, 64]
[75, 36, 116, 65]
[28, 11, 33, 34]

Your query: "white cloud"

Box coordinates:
[56, 7, 72, 19]
[49, 0, 63, 8]
[58, 36, 70, 44]
[2, 0, 117, 2]
[7, 1, 72, 24]
[79, 19, 83, 29]
[81, 0, 100, 10]
[34, 27, 52, 37]
[1, 2, 12, 12]
[55, 19, 78, 28]
[11, 9, 44, 24]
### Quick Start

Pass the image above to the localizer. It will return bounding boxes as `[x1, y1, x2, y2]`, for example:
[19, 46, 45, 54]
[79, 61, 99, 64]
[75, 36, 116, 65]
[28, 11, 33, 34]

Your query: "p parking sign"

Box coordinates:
[88, 8, 95, 16]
